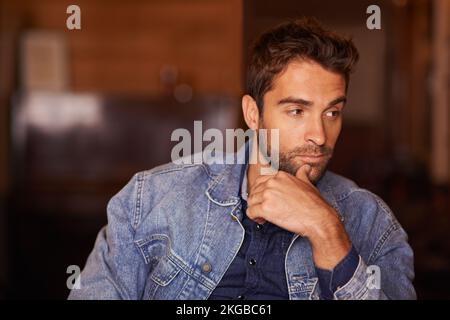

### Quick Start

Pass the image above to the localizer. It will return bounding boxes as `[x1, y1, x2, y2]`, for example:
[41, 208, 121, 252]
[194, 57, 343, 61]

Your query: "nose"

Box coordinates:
[304, 117, 326, 146]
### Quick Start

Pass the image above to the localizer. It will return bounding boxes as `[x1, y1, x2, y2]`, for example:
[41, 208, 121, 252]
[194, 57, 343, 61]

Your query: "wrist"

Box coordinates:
[308, 208, 344, 242]
[308, 210, 351, 270]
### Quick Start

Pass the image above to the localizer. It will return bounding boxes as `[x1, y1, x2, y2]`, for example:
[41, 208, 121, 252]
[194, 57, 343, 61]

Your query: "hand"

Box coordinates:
[246, 164, 351, 269]
[247, 164, 336, 237]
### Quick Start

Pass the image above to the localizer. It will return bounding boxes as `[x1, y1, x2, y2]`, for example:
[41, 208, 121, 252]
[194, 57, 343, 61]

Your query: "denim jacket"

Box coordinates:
[68, 153, 416, 300]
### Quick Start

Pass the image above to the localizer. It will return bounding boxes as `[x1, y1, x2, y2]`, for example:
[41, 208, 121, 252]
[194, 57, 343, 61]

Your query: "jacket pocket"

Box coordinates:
[150, 256, 181, 286]
[135, 234, 187, 299]
[135, 234, 171, 266]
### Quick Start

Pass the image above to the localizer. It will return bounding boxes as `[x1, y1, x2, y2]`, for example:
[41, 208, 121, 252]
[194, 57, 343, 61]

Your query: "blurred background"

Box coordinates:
[0, 0, 448, 299]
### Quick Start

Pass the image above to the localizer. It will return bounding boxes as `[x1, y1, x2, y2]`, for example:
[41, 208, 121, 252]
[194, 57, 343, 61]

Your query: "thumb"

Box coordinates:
[296, 164, 312, 182]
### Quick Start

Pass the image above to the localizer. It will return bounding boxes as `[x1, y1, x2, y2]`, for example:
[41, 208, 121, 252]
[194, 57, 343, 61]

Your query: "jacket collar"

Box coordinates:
[205, 162, 245, 207]
[204, 142, 248, 207]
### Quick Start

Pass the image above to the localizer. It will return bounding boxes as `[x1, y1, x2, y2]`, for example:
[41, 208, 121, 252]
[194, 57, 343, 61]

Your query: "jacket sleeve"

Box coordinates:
[68, 172, 149, 300]
[333, 212, 416, 300]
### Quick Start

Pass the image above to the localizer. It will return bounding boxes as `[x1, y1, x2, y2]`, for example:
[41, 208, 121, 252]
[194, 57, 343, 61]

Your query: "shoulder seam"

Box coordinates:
[132, 172, 146, 230]
[141, 163, 213, 179]
[335, 187, 371, 202]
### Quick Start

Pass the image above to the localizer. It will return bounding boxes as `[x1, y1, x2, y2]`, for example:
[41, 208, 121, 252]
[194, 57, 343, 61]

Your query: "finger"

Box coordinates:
[246, 204, 266, 222]
[254, 218, 267, 225]
[247, 190, 265, 206]
[295, 164, 312, 184]
[246, 205, 268, 225]
[252, 170, 292, 195]
[250, 174, 273, 194]
[251, 180, 269, 195]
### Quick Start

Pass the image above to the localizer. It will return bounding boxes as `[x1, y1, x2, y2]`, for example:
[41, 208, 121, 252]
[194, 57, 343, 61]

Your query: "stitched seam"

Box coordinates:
[204, 202, 245, 299]
[335, 188, 374, 202]
[193, 200, 211, 271]
[132, 172, 145, 230]
[368, 222, 399, 264]
[204, 168, 240, 206]
[134, 234, 170, 264]
[168, 251, 215, 289]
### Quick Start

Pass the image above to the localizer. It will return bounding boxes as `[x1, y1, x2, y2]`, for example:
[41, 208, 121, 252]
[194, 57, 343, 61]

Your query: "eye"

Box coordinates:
[325, 110, 341, 118]
[288, 108, 304, 116]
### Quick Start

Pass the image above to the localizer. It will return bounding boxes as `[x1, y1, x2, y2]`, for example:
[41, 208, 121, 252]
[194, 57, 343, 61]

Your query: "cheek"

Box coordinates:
[260, 108, 282, 129]
[325, 121, 342, 145]
[260, 112, 295, 141]
[278, 126, 305, 151]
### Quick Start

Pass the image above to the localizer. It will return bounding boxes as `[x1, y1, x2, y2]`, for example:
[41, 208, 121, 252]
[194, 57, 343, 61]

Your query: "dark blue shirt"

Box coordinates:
[208, 165, 359, 300]
[209, 199, 294, 300]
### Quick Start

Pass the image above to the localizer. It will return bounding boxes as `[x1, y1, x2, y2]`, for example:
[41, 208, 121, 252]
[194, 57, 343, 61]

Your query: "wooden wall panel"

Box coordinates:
[7, 0, 243, 96]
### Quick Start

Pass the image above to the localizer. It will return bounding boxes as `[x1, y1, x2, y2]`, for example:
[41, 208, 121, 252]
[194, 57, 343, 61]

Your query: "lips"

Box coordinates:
[297, 154, 328, 163]
[300, 154, 326, 158]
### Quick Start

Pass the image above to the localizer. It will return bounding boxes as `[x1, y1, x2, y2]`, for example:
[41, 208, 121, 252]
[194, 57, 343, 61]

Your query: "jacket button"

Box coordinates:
[249, 258, 256, 266]
[201, 263, 212, 273]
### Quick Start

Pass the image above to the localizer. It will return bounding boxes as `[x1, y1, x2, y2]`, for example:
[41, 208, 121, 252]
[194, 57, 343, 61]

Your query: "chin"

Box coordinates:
[309, 166, 327, 184]
[308, 170, 321, 184]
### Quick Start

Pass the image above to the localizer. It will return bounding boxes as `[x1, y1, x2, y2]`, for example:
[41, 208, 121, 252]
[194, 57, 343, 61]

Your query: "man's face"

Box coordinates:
[259, 59, 346, 183]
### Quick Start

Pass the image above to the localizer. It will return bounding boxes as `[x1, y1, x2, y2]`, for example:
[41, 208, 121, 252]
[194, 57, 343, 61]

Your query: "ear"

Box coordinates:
[242, 95, 260, 130]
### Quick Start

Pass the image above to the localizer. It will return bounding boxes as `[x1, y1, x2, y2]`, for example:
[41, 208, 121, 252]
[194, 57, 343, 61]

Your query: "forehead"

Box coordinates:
[269, 59, 346, 99]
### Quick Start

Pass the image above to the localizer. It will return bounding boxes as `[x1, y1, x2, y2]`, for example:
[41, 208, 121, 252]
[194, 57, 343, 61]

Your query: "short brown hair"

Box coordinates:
[247, 17, 359, 111]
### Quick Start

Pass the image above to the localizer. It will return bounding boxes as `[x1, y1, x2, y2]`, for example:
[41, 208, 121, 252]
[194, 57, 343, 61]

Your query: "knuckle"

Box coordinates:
[266, 178, 275, 187]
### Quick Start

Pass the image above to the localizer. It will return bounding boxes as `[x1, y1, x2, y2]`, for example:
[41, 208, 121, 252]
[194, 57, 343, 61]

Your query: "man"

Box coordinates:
[69, 18, 415, 300]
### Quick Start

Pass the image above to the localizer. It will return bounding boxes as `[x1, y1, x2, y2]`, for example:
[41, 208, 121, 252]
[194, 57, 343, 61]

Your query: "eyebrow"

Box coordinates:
[277, 96, 347, 107]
